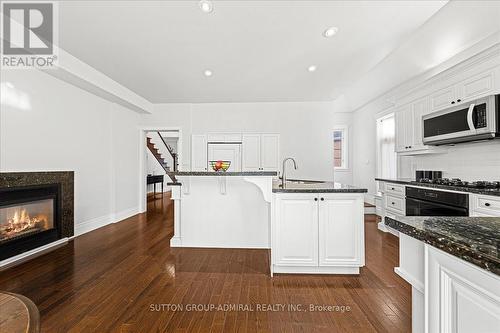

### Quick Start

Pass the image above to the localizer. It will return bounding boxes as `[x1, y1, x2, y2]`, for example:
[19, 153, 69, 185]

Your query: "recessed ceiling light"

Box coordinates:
[199, 0, 213, 13]
[307, 65, 317, 72]
[204, 69, 213, 77]
[323, 27, 339, 38]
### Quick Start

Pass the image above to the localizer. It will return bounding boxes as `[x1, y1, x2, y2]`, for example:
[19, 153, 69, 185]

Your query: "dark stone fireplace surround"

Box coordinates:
[0, 172, 74, 261]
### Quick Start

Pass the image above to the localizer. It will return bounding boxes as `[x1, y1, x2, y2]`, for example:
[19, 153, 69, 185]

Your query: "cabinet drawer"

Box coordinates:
[472, 195, 500, 216]
[385, 195, 405, 215]
[384, 183, 405, 197]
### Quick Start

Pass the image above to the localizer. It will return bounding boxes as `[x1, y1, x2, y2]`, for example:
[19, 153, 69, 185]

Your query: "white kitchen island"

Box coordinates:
[168, 171, 276, 248]
[168, 172, 368, 276]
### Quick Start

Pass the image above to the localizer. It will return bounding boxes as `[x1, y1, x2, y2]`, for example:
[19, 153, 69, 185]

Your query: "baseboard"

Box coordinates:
[75, 206, 140, 236]
[272, 265, 360, 275]
[113, 206, 140, 223]
[0, 238, 68, 270]
[75, 214, 113, 236]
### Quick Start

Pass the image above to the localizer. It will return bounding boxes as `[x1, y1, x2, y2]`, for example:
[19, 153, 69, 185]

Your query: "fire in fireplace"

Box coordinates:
[0, 199, 54, 243]
[0, 184, 61, 260]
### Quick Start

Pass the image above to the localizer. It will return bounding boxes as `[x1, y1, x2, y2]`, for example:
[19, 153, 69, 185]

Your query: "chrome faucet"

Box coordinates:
[281, 157, 298, 188]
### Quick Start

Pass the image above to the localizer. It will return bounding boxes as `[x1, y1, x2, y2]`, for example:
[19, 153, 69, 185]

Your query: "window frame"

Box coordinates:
[333, 126, 349, 171]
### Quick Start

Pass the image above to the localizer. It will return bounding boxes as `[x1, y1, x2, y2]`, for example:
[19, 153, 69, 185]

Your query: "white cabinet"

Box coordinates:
[470, 194, 500, 217]
[274, 194, 318, 266]
[318, 195, 364, 266]
[191, 135, 207, 171]
[430, 84, 457, 111]
[430, 69, 496, 112]
[273, 193, 365, 274]
[207, 133, 242, 143]
[395, 98, 444, 154]
[426, 246, 500, 333]
[241, 134, 261, 171]
[260, 134, 280, 171]
[242, 134, 279, 171]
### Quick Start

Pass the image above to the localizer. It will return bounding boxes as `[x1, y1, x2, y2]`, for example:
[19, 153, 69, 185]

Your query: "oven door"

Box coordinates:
[406, 197, 469, 217]
[422, 95, 496, 145]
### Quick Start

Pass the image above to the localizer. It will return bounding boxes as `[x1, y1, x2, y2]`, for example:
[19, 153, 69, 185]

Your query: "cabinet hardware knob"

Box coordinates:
[457, 99, 461, 102]
[392, 202, 395, 205]
[451, 101, 455, 104]
[314, 198, 318, 201]
[391, 187, 395, 190]
[320, 198, 324, 201]
[485, 203, 491, 207]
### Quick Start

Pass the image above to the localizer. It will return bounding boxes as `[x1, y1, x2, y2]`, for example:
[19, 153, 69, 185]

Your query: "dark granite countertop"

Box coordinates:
[375, 178, 413, 185]
[168, 171, 278, 177]
[385, 215, 500, 276]
[375, 178, 500, 197]
[273, 180, 367, 193]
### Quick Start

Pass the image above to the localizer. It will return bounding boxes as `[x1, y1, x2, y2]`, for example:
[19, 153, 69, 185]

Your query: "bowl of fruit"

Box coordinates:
[210, 160, 231, 172]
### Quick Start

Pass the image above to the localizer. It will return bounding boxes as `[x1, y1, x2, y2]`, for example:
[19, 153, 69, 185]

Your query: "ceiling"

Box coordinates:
[58, 1, 448, 104]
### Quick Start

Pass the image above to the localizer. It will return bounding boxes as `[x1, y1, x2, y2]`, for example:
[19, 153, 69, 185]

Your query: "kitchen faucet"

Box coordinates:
[281, 157, 298, 188]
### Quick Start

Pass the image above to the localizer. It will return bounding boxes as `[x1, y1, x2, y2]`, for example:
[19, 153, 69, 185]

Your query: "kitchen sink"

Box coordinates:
[286, 179, 326, 184]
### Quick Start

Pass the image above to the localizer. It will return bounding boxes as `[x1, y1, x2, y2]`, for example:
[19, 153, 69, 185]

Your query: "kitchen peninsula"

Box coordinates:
[168, 171, 368, 276]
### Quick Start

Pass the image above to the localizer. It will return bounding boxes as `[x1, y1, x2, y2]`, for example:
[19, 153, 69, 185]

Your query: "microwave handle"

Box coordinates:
[467, 103, 476, 130]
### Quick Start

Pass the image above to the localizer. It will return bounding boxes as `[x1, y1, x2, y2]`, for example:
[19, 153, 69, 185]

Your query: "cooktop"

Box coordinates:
[417, 178, 500, 189]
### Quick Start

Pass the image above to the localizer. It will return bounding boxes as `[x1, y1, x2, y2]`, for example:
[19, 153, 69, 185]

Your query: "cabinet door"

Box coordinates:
[318, 194, 364, 266]
[457, 70, 495, 103]
[242, 134, 261, 171]
[275, 195, 318, 266]
[395, 105, 410, 152]
[426, 246, 500, 333]
[411, 97, 428, 149]
[430, 85, 456, 111]
[261, 134, 280, 171]
[191, 135, 207, 171]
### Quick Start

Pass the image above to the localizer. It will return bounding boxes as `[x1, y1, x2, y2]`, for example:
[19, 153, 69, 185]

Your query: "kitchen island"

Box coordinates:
[168, 172, 368, 276]
[168, 171, 277, 248]
[271, 180, 367, 275]
[385, 215, 500, 333]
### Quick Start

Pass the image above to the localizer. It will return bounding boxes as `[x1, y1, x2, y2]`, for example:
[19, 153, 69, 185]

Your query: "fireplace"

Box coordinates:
[0, 184, 61, 260]
[0, 172, 73, 263]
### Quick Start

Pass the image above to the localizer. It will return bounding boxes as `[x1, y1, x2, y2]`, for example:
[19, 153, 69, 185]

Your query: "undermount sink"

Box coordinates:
[285, 179, 326, 184]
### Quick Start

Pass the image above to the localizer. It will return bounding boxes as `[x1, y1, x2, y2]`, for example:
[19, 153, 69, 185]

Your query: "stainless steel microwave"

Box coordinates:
[422, 94, 499, 145]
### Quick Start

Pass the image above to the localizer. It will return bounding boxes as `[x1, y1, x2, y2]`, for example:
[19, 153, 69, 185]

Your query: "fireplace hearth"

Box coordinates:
[0, 172, 73, 262]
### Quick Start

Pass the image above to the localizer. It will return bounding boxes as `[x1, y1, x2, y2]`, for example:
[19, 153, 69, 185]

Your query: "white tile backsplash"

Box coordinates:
[409, 140, 500, 181]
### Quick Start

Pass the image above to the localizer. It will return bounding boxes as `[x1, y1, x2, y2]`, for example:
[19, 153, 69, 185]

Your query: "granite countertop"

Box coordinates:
[168, 171, 278, 177]
[273, 180, 368, 193]
[375, 177, 413, 185]
[385, 215, 500, 276]
[375, 178, 500, 197]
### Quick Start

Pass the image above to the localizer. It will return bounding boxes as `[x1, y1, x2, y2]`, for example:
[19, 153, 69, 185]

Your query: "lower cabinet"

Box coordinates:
[273, 193, 364, 274]
[426, 246, 500, 333]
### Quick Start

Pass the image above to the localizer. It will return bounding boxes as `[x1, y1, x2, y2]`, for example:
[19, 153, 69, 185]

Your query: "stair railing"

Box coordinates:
[157, 132, 178, 172]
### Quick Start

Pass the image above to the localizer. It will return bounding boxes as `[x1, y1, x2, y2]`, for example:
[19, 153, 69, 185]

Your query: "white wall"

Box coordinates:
[0, 68, 141, 235]
[141, 102, 354, 184]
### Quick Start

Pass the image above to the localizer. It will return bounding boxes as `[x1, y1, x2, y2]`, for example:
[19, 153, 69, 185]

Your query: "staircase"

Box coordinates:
[147, 136, 177, 182]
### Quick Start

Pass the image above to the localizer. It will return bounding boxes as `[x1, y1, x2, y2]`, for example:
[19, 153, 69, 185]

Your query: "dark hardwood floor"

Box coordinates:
[0, 193, 411, 332]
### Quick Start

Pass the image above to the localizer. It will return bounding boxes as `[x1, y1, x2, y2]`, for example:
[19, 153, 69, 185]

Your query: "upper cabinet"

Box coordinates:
[430, 69, 496, 112]
[191, 135, 208, 171]
[207, 133, 242, 143]
[395, 97, 436, 154]
[242, 134, 280, 171]
[395, 60, 498, 155]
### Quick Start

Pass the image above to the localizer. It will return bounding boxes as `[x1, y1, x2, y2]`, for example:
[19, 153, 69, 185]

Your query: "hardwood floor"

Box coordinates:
[0, 193, 411, 332]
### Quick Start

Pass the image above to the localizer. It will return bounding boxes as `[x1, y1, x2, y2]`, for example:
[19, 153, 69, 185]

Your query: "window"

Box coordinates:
[333, 127, 348, 169]
[376, 114, 396, 179]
